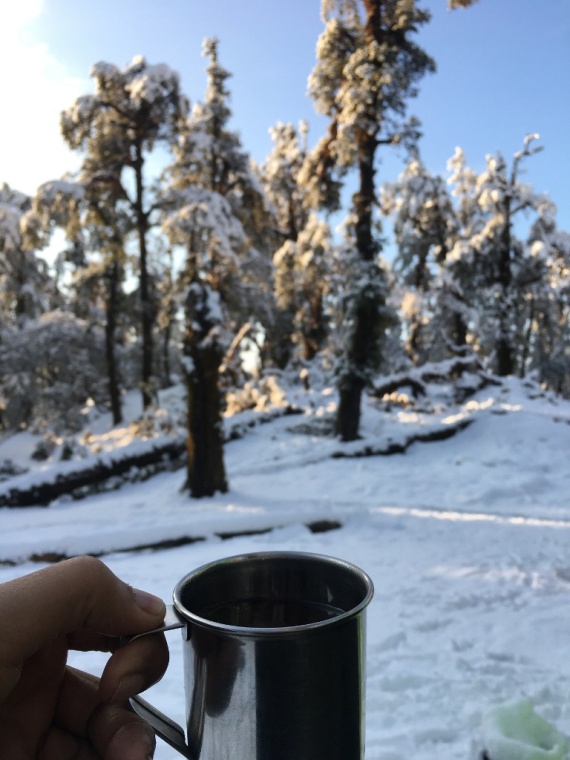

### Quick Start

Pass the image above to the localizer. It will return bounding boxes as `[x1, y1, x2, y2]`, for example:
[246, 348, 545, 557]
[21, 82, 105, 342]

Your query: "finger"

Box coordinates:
[53, 666, 101, 737]
[0, 638, 68, 757]
[0, 557, 165, 695]
[99, 633, 169, 705]
[89, 703, 156, 760]
[38, 725, 97, 760]
[42, 710, 155, 760]
[53, 667, 156, 760]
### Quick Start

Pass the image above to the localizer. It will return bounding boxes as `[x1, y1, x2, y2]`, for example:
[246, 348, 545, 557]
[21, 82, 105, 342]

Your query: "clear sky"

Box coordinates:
[1, 0, 569, 233]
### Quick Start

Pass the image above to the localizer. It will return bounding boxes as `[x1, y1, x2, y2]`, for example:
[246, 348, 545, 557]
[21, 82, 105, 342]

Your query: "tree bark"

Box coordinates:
[105, 256, 123, 425]
[184, 280, 228, 498]
[335, 1, 389, 442]
[185, 346, 228, 498]
[162, 321, 173, 388]
[335, 134, 382, 441]
[496, 196, 514, 376]
[301, 292, 326, 361]
[134, 138, 155, 408]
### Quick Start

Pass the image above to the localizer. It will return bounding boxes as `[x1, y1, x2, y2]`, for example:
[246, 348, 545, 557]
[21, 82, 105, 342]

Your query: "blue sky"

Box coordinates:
[2, 0, 569, 233]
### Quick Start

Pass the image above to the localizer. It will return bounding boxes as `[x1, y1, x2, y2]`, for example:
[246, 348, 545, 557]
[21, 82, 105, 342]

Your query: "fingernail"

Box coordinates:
[132, 587, 166, 616]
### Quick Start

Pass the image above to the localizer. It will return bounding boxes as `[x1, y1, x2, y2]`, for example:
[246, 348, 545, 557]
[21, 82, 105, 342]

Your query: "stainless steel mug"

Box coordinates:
[130, 551, 374, 760]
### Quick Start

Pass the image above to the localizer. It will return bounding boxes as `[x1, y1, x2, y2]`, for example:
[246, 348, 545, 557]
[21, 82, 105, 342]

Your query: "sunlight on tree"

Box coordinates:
[448, 0, 480, 8]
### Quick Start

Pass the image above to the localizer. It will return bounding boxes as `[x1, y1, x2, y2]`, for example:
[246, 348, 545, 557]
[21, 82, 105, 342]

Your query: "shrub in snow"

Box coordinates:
[31, 438, 57, 462]
[0, 312, 107, 433]
[0, 458, 27, 482]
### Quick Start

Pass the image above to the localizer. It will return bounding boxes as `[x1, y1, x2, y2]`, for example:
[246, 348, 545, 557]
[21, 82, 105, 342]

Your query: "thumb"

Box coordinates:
[0, 556, 165, 673]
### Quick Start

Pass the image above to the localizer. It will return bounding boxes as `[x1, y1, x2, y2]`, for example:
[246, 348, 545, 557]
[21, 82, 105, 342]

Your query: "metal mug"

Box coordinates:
[129, 550, 374, 760]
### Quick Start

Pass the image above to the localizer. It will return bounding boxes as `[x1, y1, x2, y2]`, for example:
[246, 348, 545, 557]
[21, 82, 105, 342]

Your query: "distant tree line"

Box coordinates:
[1, 0, 567, 497]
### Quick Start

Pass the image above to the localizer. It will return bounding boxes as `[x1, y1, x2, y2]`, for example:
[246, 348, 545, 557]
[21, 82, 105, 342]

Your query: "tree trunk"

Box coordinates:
[301, 292, 326, 362]
[185, 347, 228, 498]
[336, 375, 365, 442]
[134, 140, 155, 408]
[334, 0, 384, 443]
[452, 310, 468, 349]
[496, 198, 514, 376]
[162, 321, 172, 388]
[262, 307, 295, 370]
[335, 134, 382, 442]
[105, 256, 122, 426]
[184, 280, 228, 498]
[519, 296, 535, 378]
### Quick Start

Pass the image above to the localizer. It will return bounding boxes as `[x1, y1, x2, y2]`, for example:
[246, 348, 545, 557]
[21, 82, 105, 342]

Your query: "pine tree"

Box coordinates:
[32, 178, 129, 425]
[0, 185, 54, 429]
[380, 156, 466, 363]
[522, 215, 570, 390]
[263, 122, 310, 243]
[307, 0, 435, 440]
[273, 213, 334, 361]
[0, 183, 118, 431]
[262, 121, 335, 364]
[161, 38, 274, 497]
[60, 56, 188, 409]
[0, 184, 51, 327]
[261, 122, 308, 366]
[447, 136, 552, 376]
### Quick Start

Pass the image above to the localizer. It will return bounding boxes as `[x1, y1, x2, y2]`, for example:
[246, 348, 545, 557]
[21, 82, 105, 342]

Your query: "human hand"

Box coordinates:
[0, 555, 169, 759]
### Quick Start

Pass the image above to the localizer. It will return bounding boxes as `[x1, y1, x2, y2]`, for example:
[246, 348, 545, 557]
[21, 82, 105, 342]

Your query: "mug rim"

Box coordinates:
[172, 550, 374, 638]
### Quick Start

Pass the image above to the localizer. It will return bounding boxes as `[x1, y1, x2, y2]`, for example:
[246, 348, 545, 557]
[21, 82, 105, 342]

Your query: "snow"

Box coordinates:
[2, 375, 570, 759]
[36, 179, 85, 203]
[126, 62, 180, 107]
[162, 186, 246, 265]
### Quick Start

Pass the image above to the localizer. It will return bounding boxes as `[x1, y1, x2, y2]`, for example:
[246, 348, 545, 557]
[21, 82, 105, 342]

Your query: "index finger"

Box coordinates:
[0, 556, 165, 693]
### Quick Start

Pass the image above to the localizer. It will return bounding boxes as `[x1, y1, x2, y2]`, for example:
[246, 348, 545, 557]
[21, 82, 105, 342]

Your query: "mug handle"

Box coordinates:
[123, 605, 194, 759]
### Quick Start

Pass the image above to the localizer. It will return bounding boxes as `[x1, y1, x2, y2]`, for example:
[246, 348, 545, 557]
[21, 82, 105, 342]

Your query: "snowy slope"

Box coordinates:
[1, 375, 570, 759]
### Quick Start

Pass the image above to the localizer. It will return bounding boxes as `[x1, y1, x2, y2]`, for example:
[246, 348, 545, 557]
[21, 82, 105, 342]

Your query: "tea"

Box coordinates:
[198, 597, 344, 628]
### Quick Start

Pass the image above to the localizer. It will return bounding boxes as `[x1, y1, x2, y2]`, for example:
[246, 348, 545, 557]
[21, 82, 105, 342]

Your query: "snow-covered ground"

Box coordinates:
[2, 374, 570, 759]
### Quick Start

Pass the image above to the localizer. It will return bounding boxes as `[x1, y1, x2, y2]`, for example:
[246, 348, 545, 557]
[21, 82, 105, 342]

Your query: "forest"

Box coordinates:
[0, 0, 568, 498]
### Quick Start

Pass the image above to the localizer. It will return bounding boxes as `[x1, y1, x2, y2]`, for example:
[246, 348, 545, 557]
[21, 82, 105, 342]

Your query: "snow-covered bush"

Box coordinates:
[0, 311, 108, 433]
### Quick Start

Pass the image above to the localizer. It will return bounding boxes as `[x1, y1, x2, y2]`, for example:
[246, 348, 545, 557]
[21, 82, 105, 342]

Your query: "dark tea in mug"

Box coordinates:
[198, 597, 345, 628]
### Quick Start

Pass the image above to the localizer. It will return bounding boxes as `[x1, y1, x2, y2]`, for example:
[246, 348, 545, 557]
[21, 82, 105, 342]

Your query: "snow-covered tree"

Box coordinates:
[447, 135, 554, 377]
[380, 156, 466, 363]
[262, 121, 336, 364]
[521, 216, 570, 391]
[273, 213, 334, 361]
[306, 0, 435, 440]
[0, 182, 124, 432]
[61, 56, 188, 409]
[32, 177, 131, 425]
[260, 122, 308, 366]
[263, 122, 310, 243]
[162, 38, 274, 497]
[0, 184, 51, 327]
[0, 311, 107, 432]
